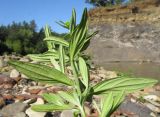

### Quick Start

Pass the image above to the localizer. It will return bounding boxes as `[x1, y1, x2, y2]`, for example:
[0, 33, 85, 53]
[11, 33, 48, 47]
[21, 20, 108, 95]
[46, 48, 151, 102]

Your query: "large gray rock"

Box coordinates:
[0, 102, 28, 117]
[87, 22, 160, 64]
[118, 100, 152, 117]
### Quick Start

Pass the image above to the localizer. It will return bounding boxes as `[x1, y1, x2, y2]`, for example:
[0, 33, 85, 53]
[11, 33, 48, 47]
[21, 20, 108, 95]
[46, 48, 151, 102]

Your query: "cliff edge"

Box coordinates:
[87, 0, 160, 64]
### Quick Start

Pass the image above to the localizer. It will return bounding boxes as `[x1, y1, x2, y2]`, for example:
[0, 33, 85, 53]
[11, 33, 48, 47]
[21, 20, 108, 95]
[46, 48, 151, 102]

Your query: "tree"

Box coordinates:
[0, 20, 64, 55]
[86, 0, 130, 6]
[12, 39, 22, 53]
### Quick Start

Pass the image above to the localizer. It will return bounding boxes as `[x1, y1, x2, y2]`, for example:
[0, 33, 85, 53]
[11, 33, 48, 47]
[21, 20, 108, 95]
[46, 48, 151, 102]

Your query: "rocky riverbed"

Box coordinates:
[0, 55, 160, 117]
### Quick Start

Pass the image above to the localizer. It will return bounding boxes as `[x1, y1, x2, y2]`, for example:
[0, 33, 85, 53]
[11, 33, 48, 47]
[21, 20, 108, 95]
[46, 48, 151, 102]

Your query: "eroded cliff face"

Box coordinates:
[87, 0, 160, 64]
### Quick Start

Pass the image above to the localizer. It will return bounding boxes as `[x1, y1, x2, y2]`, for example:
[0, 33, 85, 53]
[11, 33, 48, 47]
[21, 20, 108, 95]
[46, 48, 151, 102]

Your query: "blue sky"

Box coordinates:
[0, 0, 93, 33]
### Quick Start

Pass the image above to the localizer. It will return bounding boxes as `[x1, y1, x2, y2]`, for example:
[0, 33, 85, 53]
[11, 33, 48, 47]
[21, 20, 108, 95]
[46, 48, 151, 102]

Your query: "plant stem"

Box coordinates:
[71, 60, 81, 98]
[80, 106, 86, 117]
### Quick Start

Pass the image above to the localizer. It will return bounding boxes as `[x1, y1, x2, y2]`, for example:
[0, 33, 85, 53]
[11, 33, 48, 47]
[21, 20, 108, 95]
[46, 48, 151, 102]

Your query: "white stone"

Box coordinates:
[25, 98, 46, 117]
[10, 69, 20, 78]
[25, 108, 46, 117]
[22, 86, 29, 94]
[144, 95, 160, 102]
[60, 110, 74, 117]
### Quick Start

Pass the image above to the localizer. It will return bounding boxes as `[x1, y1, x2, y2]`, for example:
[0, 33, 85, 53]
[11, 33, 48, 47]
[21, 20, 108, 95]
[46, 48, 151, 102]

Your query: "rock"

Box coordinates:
[27, 86, 44, 94]
[0, 75, 14, 83]
[97, 67, 106, 74]
[98, 73, 106, 79]
[105, 71, 117, 79]
[0, 75, 15, 89]
[21, 86, 30, 95]
[96, 67, 117, 79]
[143, 95, 160, 102]
[150, 112, 157, 117]
[3, 83, 14, 89]
[87, 18, 160, 63]
[144, 103, 160, 113]
[15, 94, 40, 101]
[10, 69, 20, 78]
[25, 108, 46, 117]
[0, 102, 28, 117]
[2, 94, 14, 105]
[33, 98, 44, 105]
[144, 96, 160, 107]
[25, 98, 46, 117]
[90, 74, 101, 81]
[11, 76, 21, 82]
[23, 99, 36, 104]
[2, 94, 14, 100]
[28, 89, 41, 94]
[0, 57, 6, 68]
[19, 57, 30, 62]
[155, 85, 160, 91]
[118, 99, 152, 117]
[0, 97, 5, 108]
[60, 110, 74, 117]
[3, 55, 10, 62]
[13, 112, 26, 117]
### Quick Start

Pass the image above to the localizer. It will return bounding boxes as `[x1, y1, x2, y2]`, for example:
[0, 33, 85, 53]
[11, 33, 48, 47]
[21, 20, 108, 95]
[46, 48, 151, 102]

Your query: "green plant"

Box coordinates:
[9, 8, 157, 117]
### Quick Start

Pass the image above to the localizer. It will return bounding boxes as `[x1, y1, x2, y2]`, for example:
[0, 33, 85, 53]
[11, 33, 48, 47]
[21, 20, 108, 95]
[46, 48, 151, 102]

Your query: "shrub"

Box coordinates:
[9, 8, 157, 117]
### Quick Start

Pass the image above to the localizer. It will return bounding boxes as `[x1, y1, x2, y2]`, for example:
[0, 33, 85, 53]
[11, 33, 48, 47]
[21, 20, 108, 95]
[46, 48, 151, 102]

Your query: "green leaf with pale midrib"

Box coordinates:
[69, 8, 88, 61]
[100, 92, 113, 117]
[31, 104, 73, 112]
[58, 91, 80, 107]
[42, 93, 64, 105]
[92, 77, 157, 94]
[44, 36, 69, 47]
[59, 45, 65, 73]
[79, 57, 88, 88]
[8, 60, 73, 86]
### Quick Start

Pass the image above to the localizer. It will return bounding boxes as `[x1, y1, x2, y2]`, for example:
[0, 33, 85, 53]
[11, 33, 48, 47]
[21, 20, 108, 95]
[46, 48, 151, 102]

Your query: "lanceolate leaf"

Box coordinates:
[58, 91, 80, 107]
[50, 57, 61, 71]
[42, 93, 64, 105]
[100, 92, 113, 117]
[70, 9, 76, 33]
[92, 77, 157, 95]
[100, 91, 125, 117]
[8, 60, 73, 86]
[31, 104, 73, 112]
[28, 51, 59, 62]
[59, 45, 65, 73]
[69, 8, 88, 61]
[110, 91, 125, 114]
[44, 25, 55, 49]
[44, 36, 69, 47]
[56, 21, 70, 29]
[44, 25, 51, 37]
[79, 57, 88, 88]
